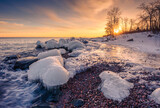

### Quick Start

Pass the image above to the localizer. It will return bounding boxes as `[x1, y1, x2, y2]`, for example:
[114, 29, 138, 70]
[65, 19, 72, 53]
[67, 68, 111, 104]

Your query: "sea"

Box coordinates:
[0, 37, 60, 107]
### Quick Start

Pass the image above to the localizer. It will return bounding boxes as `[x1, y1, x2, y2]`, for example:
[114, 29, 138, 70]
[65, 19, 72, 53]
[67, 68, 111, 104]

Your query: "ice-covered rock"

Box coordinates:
[99, 71, 134, 102]
[59, 38, 67, 47]
[37, 49, 61, 59]
[36, 41, 45, 48]
[99, 44, 107, 49]
[68, 49, 85, 57]
[27, 56, 69, 88]
[46, 39, 59, 49]
[65, 50, 106, 78]
[68, 40, 85, 51]
[59, 48, 66, 54]
[42, 63, 69, 87]
[150, 88, 160, 104]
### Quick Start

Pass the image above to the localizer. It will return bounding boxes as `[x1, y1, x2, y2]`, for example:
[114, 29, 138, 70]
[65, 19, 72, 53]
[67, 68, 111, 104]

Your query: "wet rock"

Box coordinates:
[3, 54, 20, 61]
[148, 34, 153, 37]
[13, 56, 38, 70]
[82, 40, 88, 44]
[0, 64, 5, 70]
[72, 99, 85, 107]
[127, 39, 134, 42]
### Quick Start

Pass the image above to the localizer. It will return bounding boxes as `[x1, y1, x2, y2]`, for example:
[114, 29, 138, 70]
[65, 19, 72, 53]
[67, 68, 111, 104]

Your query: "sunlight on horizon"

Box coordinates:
[0, 0, 145, 37]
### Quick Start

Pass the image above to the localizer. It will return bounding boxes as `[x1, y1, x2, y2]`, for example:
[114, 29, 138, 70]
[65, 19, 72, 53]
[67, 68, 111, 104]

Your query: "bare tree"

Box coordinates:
[105, 7, 121, 36]
[155, 1, 160, 30]
[138, 2, 156, 30]
[124, 18, 128, 32]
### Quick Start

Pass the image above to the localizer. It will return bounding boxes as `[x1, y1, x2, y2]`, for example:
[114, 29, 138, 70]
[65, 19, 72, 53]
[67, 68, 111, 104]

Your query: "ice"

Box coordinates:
[99, 71, 134, 102]
[46, 39, 59, 49]
[42, 63, 69, 88]
[150, 88, 160, 104]
[68, 40, 85, 51]
[27, 56, 69, 88]
[99, 44, 107, 49]
[59, 48, 66, 54]
[65, 49, 106, 78]
[59, 38, 67, 47]
[68, 49, 85, 57]
[37, 49, 61, 59]
[36, 41, 45, 48]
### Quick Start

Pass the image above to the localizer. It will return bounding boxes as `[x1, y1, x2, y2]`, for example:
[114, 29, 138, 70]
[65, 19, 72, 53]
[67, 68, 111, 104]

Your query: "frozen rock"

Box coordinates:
[150, 88, 160, 104]
[59, 48, 66, 54]
[68, 49, 84, 57]
[46, 39, 59, 49]
[59, 38, 67, 47]
[65, 50, 106, 78]
[3, 54, 21, 61]
[37, 49, 61, 59]
[28, 56, 69, 88]
[68, 40, 85, 51]
[99, 44, 107, 49]
[99, 71, 134, 102]
[36, 40, 45, 48]
[42, 63, 69, 87]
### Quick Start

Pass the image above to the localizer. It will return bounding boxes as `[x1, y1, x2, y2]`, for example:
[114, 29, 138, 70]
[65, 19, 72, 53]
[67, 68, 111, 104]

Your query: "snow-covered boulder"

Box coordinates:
[150, 88, 160, 104]
[27, 56, 69, 88]
[59, 48, 66, 54]
[68, 40, 85, 51]
[59, 38, 67, 47]
[99, 71, 134, 102]
[37, 49, 61, 60]
[46, 39, 59, 49]
[36, 41, 45, 48]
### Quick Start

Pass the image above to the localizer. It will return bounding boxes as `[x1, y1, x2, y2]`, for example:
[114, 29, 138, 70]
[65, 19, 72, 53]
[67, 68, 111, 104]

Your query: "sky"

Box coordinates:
[0, 0, 150, 37]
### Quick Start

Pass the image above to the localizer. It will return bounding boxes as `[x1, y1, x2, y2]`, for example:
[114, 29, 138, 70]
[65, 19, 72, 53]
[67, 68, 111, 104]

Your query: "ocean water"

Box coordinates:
[0, 37, 60, 107]
[0, 37, 58, 60]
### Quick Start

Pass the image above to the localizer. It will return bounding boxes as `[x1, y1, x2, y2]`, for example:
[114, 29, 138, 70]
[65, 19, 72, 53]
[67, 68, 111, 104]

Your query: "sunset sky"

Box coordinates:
[0, 0, 150, 37]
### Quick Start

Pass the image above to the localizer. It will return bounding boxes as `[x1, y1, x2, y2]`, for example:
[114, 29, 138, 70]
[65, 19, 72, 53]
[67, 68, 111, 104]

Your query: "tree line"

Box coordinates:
[105, 0, 160, 36]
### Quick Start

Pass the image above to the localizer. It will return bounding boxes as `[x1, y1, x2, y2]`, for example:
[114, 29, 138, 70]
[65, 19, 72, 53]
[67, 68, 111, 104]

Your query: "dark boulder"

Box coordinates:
[3, 54, 20, 61]
[148, 34, 153, 37]
[13, 56, 38, 70]
[72, 99, 85, 107]
[127, 39, 134, 42]
[82, 40, 88, 44]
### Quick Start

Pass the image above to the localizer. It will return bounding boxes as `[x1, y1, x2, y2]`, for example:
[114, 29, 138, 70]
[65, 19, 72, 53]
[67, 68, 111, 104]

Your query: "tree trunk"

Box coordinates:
[150, 17, 152, 30]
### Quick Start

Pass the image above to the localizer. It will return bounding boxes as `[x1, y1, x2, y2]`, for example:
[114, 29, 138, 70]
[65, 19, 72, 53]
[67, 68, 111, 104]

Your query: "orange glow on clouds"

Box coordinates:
[0, 0, 144, 37]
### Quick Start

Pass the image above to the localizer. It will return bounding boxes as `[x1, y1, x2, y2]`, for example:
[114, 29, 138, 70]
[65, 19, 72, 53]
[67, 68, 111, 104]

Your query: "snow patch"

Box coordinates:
[99, 71, 134, 102]
[108, 32, 160, 54]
